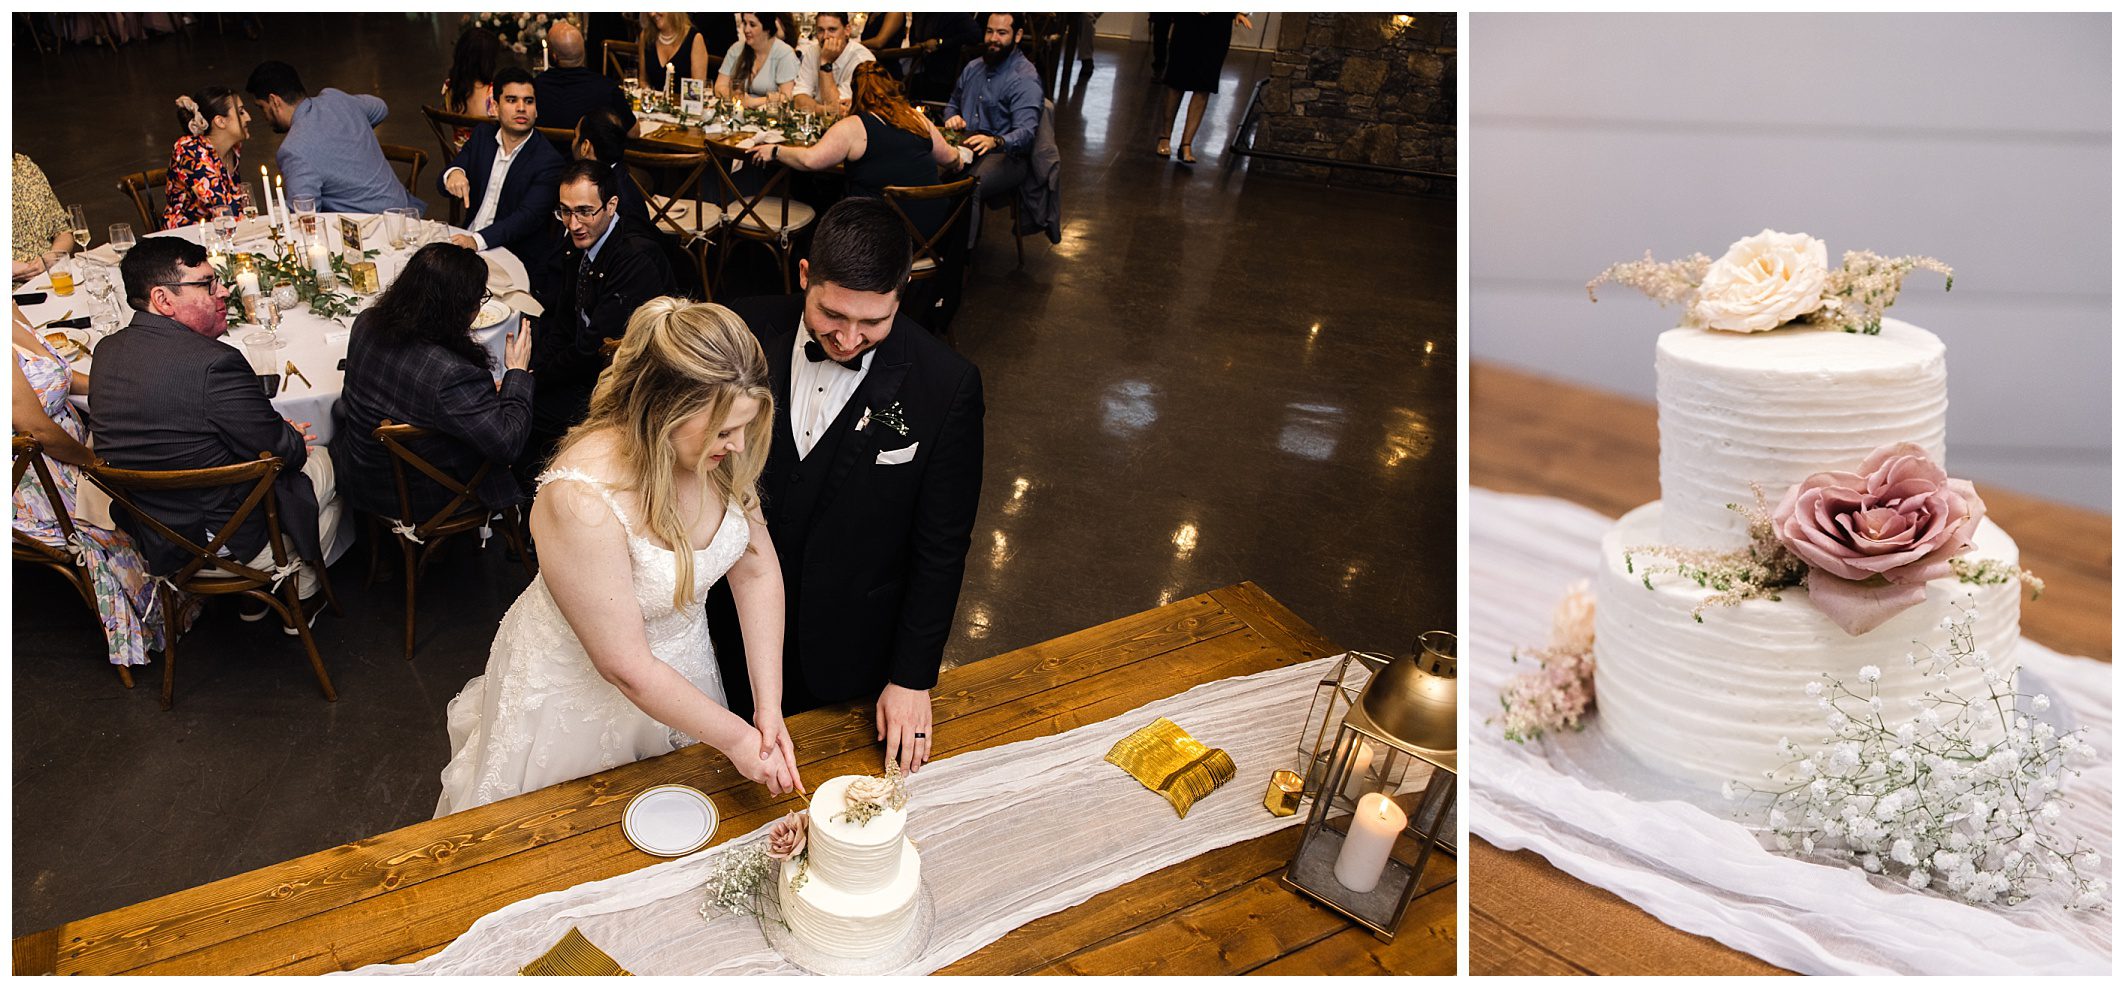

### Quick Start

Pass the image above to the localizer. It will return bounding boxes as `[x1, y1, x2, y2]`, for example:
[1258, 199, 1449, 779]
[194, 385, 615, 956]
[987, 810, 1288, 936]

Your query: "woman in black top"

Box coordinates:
[330, 243, 536, 524]
[640, 12, 710, 93]
[1156, 13, 1253, 164]
[752, 63, 959, 236]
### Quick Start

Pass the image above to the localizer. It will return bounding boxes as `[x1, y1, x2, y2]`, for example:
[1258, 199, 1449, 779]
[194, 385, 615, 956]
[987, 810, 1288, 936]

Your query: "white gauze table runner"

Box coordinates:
[346, 656, 1401, 975]
[1470, 488, 2111, 975]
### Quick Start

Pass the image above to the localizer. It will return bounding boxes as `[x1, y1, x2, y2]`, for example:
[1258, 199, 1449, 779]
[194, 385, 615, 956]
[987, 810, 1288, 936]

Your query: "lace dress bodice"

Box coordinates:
[435, 468, 750, 817]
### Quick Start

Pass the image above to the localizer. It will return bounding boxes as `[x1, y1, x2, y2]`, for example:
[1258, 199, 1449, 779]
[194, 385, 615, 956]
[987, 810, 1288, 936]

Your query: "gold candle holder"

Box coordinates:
[1265, 769, 1304, 817]
[349, 260, 380, 294]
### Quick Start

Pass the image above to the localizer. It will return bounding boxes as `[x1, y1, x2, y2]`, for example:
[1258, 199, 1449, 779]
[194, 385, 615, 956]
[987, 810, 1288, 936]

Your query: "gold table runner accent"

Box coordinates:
[1104, 717, 1237, 819]
[520, 927, 631, 976]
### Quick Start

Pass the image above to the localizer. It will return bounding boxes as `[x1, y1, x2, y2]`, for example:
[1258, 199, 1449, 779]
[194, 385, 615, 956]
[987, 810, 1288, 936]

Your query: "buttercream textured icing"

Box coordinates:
[781, 775, 922, 959]
[1595, 503, 2020, 788]
[1655, 318, 1947, 551]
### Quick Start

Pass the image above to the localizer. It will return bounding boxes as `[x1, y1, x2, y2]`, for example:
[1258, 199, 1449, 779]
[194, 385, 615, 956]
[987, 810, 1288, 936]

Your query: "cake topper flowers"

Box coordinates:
[1588, 229, 1952, 335]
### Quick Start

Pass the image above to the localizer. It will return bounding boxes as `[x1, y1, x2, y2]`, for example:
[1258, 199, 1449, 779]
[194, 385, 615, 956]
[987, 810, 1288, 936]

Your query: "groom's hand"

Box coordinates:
[876, 684, 933, 774]
[753, 709, 803, 794]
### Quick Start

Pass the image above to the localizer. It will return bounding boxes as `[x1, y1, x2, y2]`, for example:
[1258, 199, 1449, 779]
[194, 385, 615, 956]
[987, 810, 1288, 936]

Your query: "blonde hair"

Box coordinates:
[557, 297, 774, 607]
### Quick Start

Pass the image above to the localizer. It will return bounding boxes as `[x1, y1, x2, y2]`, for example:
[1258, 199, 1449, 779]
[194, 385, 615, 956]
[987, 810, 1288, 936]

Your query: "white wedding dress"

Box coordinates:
[435, 468, 749, 818]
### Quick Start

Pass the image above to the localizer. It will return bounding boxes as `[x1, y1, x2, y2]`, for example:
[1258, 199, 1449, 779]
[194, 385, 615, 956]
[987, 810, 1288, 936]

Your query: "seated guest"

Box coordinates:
[331, 243, 534, 523]
[534, 19, 635, 135]
[568, 105, 650, 229]
[756, 63, 958, 237]
[12, 154, 74, 282]
[12, 303, 172, 672]
[441, 25, 503, 150]
[245, 60, 425, 215]
[164, 86, 253, 228]
[714, 12, 799, 108]
[793, 12, 874, 114]
[89, 237, 348, 609]
[440, 67, 566, 271]
[906, 12, 982, 103]
[640, 12, 711, 93]
[526, 160, 675, 469]
[942, 13, 1041, 203]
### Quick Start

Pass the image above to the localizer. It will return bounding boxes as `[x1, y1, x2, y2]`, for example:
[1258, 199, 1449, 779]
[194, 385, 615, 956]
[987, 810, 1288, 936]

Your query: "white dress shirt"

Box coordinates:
[789, 317, 871, 460]
[446, 129, 531, 250]
[794, 38, 876, 100]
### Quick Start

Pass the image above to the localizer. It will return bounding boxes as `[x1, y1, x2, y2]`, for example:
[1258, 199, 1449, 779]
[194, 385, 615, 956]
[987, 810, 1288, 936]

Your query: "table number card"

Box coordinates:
[339, 216, 363, 252]
[681, 77, 706, 117]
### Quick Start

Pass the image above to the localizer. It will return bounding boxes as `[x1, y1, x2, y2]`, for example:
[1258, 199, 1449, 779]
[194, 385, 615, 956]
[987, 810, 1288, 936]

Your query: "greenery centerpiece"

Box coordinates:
[215, 240, 378, 328]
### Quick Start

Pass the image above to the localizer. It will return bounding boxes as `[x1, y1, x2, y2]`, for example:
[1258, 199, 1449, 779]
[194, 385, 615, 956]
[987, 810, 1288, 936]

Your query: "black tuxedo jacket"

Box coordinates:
[87, 311, 320, 574]
[709, 293, 984, 713]
[440, 123, 566, 271]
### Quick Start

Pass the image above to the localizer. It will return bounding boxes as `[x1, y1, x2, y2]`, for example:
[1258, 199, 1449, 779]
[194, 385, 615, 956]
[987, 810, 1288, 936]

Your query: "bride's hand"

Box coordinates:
[753, 709, 804, 794]
[726, 727, 799, 794]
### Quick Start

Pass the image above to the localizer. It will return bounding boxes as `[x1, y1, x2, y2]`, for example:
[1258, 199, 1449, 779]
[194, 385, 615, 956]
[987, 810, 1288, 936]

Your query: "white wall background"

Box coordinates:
[1470, 13, 2110, 510]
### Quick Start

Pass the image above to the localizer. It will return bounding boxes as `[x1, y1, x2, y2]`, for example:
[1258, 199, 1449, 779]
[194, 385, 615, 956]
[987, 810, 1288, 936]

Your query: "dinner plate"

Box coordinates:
[472, 298, 512, 330]
[622, 784, 719, 857]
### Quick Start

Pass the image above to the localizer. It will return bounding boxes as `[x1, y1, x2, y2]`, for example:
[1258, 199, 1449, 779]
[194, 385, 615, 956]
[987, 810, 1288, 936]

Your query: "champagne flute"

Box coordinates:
[66, 204, 91, 249]
[241, 182, 261, 221]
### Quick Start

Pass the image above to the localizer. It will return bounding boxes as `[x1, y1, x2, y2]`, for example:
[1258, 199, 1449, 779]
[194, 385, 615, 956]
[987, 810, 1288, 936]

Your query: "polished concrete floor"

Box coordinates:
[10, 15, 1452, 932]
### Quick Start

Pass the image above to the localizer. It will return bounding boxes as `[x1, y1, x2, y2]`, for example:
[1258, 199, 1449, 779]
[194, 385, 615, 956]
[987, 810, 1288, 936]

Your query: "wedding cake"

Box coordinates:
[780, 774, 923, 959]
[1587, 233, 2024, 790]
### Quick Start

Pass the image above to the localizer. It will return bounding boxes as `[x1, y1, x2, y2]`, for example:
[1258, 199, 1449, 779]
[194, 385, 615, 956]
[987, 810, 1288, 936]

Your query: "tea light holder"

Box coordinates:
[1280, 632, 1457, 941]
[349, 260, 381, 294]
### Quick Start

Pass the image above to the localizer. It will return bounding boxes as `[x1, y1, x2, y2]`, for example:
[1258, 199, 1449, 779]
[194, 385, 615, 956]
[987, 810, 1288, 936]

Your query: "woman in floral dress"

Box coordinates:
[11, 304, 171, 672]
[163, 86, 252, 228]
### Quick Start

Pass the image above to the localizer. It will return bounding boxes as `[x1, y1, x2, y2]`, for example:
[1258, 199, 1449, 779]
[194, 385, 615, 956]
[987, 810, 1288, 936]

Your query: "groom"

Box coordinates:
[708, 197, 985, 774]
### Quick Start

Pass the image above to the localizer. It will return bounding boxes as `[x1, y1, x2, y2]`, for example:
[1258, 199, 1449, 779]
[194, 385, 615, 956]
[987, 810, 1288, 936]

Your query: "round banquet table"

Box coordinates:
[15, 214, 521, 446]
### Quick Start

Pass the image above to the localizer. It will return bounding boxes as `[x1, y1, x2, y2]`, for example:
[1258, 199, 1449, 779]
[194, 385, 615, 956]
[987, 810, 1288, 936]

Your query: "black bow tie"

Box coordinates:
[804, 339, 865, 372]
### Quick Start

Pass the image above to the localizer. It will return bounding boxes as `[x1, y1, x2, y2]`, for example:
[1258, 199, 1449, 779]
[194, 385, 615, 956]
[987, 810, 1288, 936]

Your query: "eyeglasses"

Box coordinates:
[553, 202, 611, 222]
[156, 278, 224, 294]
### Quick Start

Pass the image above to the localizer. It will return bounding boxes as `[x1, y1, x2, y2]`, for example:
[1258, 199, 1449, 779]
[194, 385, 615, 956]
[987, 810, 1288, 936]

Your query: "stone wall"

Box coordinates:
[1252, 13, 1454, 195]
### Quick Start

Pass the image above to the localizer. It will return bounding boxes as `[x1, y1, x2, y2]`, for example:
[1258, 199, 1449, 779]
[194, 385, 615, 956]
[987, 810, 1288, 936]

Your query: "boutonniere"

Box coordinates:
[855, 401, 909, 437]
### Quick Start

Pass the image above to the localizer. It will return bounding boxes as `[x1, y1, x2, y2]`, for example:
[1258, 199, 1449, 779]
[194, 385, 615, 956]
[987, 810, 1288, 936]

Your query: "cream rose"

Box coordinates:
[1690, 229, 1830, 333]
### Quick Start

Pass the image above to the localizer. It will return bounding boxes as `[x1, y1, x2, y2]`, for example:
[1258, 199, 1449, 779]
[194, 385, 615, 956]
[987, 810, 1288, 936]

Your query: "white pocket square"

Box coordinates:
[875, 443, 919, 466]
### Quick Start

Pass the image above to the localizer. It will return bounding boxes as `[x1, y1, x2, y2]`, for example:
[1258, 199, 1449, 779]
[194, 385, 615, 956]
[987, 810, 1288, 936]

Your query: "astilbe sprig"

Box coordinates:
[1498, 581, 1598, 743]
[1624, 485, 1807, 622]
[1803, 251, 1954, 335]
[1725, 605, 2106, 909]
[1587, 250, 1712, 309]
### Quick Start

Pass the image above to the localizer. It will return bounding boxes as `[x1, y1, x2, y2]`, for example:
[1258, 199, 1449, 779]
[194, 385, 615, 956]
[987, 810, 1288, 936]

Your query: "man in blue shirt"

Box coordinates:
[942, 13, 1042, 204]
[245, 60, 424, 215]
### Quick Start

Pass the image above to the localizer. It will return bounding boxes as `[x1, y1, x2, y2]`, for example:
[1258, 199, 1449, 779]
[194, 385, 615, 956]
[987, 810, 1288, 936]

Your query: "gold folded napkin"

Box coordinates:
[521, 927, 631, 976]
[1104, 717, 1237, 819]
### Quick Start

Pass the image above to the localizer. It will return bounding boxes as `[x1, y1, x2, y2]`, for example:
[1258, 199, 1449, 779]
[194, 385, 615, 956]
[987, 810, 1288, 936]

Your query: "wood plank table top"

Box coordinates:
[1468, 362, 2111, 976]
[13, 582, 1456, 976]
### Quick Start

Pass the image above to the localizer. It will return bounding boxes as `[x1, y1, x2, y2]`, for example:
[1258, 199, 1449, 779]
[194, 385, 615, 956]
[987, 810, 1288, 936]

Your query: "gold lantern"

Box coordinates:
[1281, 631, 1456, 940]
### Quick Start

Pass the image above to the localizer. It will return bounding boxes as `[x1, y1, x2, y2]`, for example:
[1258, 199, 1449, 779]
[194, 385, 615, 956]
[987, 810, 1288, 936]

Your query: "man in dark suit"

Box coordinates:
[709, 197, 984, 774]
[534, 20, 636, 135]
[525, 159, 675, 470]
[441, 66, 566, 274]
[90, 237, 343, 604]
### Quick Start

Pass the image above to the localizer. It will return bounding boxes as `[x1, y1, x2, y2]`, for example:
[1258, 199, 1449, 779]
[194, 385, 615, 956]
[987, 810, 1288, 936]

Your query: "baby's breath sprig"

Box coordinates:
[1726, 605, 2105, 909]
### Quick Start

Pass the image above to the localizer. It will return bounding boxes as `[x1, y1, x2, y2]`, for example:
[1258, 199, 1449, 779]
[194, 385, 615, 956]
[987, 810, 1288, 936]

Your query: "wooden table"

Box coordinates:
[12, 583, 1456, 976]
[1468, 363, 2112, 976]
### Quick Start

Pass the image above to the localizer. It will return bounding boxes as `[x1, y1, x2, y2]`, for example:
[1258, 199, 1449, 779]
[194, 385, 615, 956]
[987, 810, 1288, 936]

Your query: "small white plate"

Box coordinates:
[472, 298, 512, 329]
[622, 784, 719, 857]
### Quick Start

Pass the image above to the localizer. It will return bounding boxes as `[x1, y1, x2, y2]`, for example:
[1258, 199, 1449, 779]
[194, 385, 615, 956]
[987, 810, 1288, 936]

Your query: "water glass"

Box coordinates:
[108, 224, 136, 255]
[383, 207, 411, 250]
[292, 195, 320, 240]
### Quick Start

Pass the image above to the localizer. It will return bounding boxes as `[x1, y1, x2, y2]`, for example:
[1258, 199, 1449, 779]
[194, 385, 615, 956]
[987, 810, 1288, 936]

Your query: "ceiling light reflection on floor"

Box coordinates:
[1101, 380, 1158, 436]
[1379, 407, 1435, 469]
[1172, 522, 1198, 560]
[1277, 401, 1346, 461]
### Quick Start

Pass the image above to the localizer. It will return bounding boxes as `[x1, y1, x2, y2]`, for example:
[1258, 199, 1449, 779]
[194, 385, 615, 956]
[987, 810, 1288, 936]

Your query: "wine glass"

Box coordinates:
[66, 204, 90, 249]
[108, 224, 136, 256]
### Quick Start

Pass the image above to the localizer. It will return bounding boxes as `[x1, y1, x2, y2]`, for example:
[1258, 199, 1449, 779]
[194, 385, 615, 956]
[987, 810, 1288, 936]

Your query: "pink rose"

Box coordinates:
[765, 810, 808, 862]
[1771, 443, 1986, 635]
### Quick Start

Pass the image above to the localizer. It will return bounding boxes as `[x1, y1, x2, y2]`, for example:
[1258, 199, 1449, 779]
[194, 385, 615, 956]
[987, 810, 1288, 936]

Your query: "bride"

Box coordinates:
[436, 298, 803, 817]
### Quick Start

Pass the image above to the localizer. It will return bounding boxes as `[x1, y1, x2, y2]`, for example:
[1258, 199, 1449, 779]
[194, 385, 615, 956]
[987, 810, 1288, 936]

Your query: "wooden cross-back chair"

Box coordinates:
[80, 453, 338, 709]
[621, 147, 718, 298]
[603, 37, 641, 81]
[536, 124, 577, 158]
[420, 104, 497, 224]
[881, 177, 976, 283]
[12, 435, 126, 686]
[115, 168, 168, 233]
[369, 421, 535, 662]
[704, 142, 816, 294]
[379, 143, 429, 195]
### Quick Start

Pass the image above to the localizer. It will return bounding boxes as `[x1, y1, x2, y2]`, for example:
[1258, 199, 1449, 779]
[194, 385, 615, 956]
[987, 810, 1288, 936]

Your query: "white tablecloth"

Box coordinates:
[340, 655, 1421, 976]
[1469, 488, 2111, 975]
[16, 215, 521, 445]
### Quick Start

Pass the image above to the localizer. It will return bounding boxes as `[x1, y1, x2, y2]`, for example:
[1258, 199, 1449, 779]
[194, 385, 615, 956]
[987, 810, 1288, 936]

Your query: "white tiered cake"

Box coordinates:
[780, 775, 923, 960]
[1593, 319, 2022, 788]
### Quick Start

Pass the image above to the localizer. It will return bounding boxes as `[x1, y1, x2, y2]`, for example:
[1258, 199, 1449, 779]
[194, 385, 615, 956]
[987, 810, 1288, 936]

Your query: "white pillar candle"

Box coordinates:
[542, 40, 549, 71]
[1333, 792, 1406, 894]
[235, 269, 260, 296]
[258, 165, 274, 225]
[1341, 739, 1377, 801]
[275, 177, 289, 230]
[309, 242, 335, 286]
